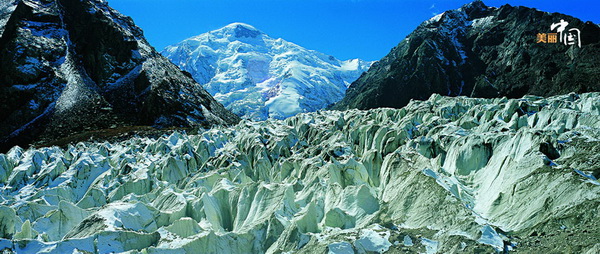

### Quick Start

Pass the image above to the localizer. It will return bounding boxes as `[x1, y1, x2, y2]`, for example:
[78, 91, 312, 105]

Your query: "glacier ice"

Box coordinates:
[0, 92, 599, 253]
[403, 235, 414, 246]
[421, 237, 439, 254]
[327, 241, 353, 254]
[353, 228, 391, 253]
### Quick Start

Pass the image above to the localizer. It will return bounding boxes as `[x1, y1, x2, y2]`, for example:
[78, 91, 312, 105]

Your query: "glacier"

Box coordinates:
[162, 23, 372, 121]
[0, 92, 599, 253]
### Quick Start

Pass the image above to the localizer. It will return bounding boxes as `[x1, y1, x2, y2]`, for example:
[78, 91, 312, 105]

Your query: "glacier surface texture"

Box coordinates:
[1, 93, 600, 253]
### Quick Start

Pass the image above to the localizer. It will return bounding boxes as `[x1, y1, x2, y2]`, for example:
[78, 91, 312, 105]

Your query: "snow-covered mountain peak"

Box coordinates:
[187, 22, 265, 43]
[162, 23, 372, 121]
[221, 22, 263, 38]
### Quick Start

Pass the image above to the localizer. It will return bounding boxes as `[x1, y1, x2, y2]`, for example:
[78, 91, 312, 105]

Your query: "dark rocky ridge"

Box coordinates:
[333, 0, 600, 110]
[0, 0, 240, 152]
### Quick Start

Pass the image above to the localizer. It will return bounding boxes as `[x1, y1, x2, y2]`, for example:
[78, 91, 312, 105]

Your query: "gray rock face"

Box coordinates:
[0, 0, 240, 152]
[334, 0, 600, 110]
[0, 0, 18, 35]
[0, 92, 599, 253]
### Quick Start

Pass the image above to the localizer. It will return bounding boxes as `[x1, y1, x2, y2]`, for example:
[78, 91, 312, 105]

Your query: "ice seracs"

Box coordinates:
[162, 23, 372, 121]
[1, 92, 599, 253]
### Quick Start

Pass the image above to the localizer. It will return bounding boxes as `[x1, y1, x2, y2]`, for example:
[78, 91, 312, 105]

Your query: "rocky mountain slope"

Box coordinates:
[162, 23, 372, 121]
[1, 92, 599, 253]
[0, 0, 240, 152]
[334, 0, 600, 110]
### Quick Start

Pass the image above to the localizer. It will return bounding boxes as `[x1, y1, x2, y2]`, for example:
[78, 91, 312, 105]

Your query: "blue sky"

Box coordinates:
[109, 0, 600, 61]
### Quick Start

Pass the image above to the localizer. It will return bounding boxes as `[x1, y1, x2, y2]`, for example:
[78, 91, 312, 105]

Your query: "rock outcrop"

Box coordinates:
[334, 0, 600, 110]
[0, 0, 240, 152]
[1, 92, 599, 253]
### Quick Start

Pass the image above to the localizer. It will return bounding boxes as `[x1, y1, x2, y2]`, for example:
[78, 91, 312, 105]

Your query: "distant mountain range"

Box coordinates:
[333, 0, 600, 110]
[0, 0, 239, 151]
[162, 23, 372, 121]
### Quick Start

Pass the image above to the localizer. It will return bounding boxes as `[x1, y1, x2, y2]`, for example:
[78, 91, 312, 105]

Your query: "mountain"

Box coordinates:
[0, 0, 240, 152]
[1, 92, 599, 253]
[162, 23, 372, 121]
[333, 0, 600, 110]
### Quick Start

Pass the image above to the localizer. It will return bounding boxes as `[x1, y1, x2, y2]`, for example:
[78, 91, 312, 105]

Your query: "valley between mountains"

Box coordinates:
[0, 0, 599, 253]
